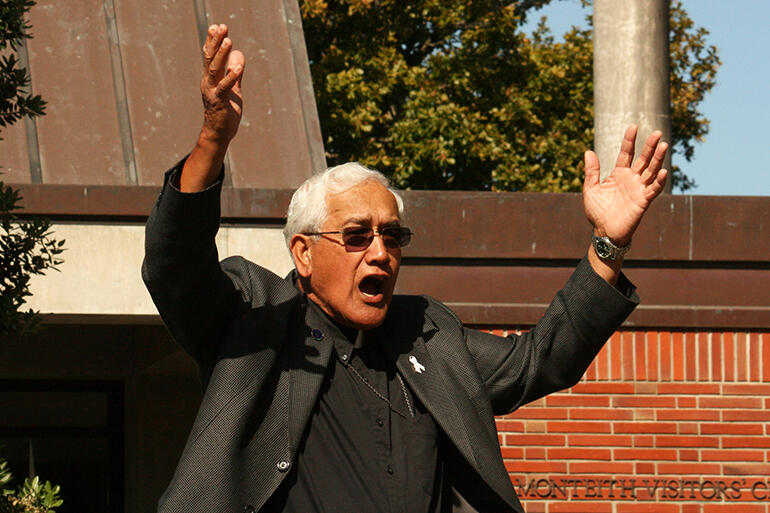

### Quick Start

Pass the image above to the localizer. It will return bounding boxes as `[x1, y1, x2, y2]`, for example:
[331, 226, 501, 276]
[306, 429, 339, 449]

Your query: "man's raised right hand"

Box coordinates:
[180, 24, 245, 192]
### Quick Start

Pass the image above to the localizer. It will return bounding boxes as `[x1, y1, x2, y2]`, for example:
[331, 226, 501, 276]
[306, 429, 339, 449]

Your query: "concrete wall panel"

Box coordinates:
[0, 120, 31, 183]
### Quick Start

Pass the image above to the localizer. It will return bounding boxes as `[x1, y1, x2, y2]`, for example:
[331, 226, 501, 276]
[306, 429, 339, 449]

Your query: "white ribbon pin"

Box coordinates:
[409, 355, 426, 374]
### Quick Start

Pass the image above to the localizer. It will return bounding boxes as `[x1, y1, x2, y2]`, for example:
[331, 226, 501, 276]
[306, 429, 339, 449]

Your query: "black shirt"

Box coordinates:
[264, 302, 443, 513]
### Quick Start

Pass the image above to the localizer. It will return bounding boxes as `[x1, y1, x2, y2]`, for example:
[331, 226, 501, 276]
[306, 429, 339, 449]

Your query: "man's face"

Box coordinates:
[300, 180, 402, 330]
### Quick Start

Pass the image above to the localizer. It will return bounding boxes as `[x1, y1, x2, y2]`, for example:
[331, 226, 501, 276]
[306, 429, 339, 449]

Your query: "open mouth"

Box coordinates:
[359, 275, 386, 301]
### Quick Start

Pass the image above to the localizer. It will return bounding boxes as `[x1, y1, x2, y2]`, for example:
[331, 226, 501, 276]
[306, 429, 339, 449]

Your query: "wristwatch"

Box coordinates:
[591, 234, 631, 261]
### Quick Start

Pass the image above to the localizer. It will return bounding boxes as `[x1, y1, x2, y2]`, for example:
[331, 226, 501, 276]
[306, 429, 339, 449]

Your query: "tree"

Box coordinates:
[301, 0, 719, 192]
[0, 0, 64, 338]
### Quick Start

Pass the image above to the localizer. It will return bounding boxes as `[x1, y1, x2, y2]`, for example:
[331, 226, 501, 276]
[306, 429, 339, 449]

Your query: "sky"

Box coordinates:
[522, 0, 769, 196]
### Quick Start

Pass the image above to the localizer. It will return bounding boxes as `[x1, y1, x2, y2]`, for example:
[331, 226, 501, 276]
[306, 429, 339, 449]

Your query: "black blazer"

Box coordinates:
[143, 164, 638, 513]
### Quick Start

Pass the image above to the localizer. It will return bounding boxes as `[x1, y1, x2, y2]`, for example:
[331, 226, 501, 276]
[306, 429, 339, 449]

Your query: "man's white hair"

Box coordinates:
[283, 162, 405, 248]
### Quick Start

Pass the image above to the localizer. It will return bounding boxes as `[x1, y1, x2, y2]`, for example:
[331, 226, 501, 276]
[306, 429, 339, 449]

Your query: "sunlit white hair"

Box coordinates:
[283, 162, 405, 249]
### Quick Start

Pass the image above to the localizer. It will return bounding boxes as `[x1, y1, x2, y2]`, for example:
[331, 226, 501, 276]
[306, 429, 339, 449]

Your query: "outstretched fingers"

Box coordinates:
[645, 167, 668, 200]
[216, 51, 245, 96]
[632, 130, 662, 175]
[614, 125, 638, 169]
[640, 140, 668, 185]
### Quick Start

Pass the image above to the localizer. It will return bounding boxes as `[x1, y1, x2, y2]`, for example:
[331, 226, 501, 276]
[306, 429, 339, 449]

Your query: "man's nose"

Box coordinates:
[365, 231, 389, 262]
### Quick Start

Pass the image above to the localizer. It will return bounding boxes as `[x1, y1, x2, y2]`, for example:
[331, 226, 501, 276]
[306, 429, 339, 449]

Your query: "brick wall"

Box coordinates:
[491, 329, 770, 513]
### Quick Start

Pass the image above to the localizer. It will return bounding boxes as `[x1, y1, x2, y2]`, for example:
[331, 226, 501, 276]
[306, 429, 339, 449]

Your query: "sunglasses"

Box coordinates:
[305, 226, 413, 252]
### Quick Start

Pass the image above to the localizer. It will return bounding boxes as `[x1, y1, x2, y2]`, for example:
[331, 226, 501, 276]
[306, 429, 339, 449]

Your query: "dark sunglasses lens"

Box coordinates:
[342, 228, 374, 250]
[382, 227, 412, 248]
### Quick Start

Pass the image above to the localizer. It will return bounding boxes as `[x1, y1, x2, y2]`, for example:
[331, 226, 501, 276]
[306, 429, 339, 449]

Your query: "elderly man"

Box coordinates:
[143, 24, 668, 513]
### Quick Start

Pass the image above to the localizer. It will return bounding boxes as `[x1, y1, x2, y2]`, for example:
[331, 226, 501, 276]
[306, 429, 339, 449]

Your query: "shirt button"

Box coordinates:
[386, 465, 394, 475]
[244, 506, 256, 513]
[340, 353, 349, 361]
[376, 417, 384, 427]
[277, 460, 291, 472]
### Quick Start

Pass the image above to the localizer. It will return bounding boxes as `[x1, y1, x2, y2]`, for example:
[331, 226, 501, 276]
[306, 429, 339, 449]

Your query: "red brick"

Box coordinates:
[698, 332, 710, 380]
[657, 462, 722, 474]
[617, 504, 679, 513]
[524, 448, 544, 459]
[657, 409, 720, 421]
[723, 410, 770, 421]
[722, 383, 770, 395]
[610, 332, 623, 381]
[500, 447, 524, 459]
[678, 423, 698, 434]
[711, 332, 723, 381]
[723, 463, 770, 475]
[585, 357, 597, 381]
[613, 396, 676, 408]
[635, 383, 658, 394]
[525, 421, 546, 432]
[703, 505, 765, 513]
[660, 331, 672, 381]
[723, 332, 735, 381]
[505, 460, 566, 473]
[570, 408, 634, 420]
[613, 422, 677, 434]
[702, 450, 765, 462]
[677, 396, 696, 408]
[700, 396, 764, 409]
[657, 383, 721, 394]
[550, 502, 612, 513]
[614, 448, 677, 461]
[568, 434, 633, 447]
[736, 332, 748, 381]
[633, 409, 655, 421]
[635, 333, 647, 381]
[647, 332, 659, 381]
[763, 332, 770, 382]
[701, 423, 764, 435]
[505, 434, 565, 446]
[681, 505, 701, 513]
[749, 333, 760, 381]
[517, 501, 545, 513]
[672, 332, 685, 381]
[623, 331, 635, 380]
[547, 421, 611, 433]
[546, 395, 610, 407]
[722, 437, 770, 448]
[656, 435, 719, 448]
[685, 332, 697, 380]
[635, 462, 655, 474]
[569, 461, 634, 474]
[595, 339, 610, 380]
[570, 382, 634, 394]
[495, 419, 525, 432]
[515, 407, 567, 419]
[548, 448, 612, 460]
[680, 449, 699, 461]
[634, 435, 654, 447]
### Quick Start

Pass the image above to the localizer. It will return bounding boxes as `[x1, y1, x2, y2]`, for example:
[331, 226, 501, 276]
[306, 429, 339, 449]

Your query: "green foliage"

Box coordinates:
[0, 458, 63, 513]
[0, 0, 63, 337]
[0, 182, 65, 337]
[0, 0, 46, 132]
[302, 0, 719, 192]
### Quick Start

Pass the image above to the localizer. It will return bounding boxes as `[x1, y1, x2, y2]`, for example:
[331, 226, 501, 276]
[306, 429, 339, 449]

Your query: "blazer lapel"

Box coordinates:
[287, 300, 335, 454]
[378, 305, 479, 473]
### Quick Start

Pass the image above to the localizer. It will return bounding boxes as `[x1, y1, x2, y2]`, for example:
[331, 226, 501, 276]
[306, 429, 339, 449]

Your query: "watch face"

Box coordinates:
[596, 240, 612, 258]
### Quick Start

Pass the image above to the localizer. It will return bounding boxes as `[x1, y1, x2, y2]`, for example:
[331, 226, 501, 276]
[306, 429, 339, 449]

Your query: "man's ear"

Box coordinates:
[290, 234, 313, 278]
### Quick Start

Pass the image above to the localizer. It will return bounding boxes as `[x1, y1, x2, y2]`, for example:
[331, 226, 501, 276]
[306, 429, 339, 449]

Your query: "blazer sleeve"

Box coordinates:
[463, 256, 638, 415]
[142, 157, 241, 375]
